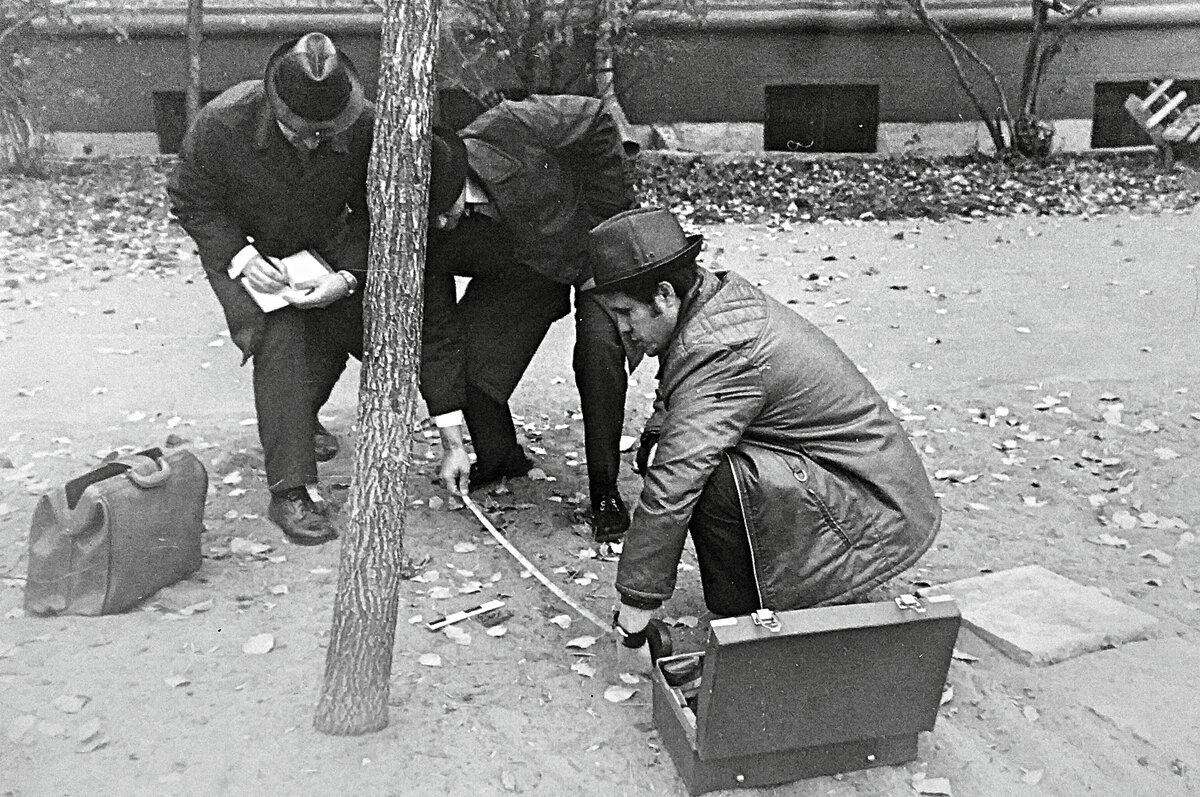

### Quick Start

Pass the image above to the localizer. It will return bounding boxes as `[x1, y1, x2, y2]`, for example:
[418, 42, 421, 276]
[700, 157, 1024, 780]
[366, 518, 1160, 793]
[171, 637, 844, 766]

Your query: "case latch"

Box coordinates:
[894, 594, 926, 613]
[751, 608, 781, 632]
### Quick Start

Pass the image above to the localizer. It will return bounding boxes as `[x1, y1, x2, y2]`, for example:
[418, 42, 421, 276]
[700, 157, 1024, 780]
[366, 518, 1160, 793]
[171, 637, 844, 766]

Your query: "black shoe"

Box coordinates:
[469, 450, 533, 492]
[591, 492, 630, 542]
[314, 423, 340, 463]
[268, 487, 338, 546]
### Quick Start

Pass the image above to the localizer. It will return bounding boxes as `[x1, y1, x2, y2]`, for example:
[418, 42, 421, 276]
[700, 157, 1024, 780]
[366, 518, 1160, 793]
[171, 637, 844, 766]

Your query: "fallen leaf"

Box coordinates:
[501, 770, 518, 792]
[549, 614, 571, 629]
[222, 470, 242, 485]
[527, 468, 548, 481]
[566, 635, 597, 650]
[269, 584, 289, 596]
[418, 653, 442, 667]
[453, 541, 477, 553]
[604, 685, 637, 703]
[177, 599, 214, 616]
[427, 587, 454, 600]
[1087, 533, 1130, 549]
[1111, 510, 1138, 530]
[77, 736, 109, 754]
[951, 649, 979, 663]
[1023, 705, 1040, 722]
[940, 684, 954, 705]
[913, 775, 953, 795]
[619, 672, 641, 685]
[457, 581, 483, 595]
[1154, 447, 1181, 461]
[1139, 549, 1173, 566]
[164, 675, 191, 688]
[229, 537, 271, 556]
[571, 660, 596, 678]
[486, 625, 507, 637]
[427, 496, 445, 511]
[619, 435, 637, 452]
[444, 626, 472, 646]
[52, 694, 90, 714]
[1021, 769, 1044, 785]
[242, 633, 275, 655]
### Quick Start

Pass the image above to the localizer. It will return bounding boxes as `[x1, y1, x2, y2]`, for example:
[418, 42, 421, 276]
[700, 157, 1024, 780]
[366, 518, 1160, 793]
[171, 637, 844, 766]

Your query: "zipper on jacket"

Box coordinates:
[726, 452, 766, 609]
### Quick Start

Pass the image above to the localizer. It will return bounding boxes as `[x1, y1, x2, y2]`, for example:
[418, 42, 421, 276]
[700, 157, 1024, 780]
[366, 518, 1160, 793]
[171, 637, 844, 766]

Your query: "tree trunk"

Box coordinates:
[185, 0, 203, 128]
[313, 0, 438, 736]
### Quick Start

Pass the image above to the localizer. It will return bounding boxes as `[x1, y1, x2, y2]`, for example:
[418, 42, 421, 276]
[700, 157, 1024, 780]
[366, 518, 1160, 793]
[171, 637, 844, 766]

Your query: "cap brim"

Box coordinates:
[585, 235, 703, 294]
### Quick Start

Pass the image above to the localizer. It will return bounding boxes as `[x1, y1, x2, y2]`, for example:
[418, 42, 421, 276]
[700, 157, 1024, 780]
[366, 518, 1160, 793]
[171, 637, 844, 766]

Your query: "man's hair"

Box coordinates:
[610, 257, 700, 305]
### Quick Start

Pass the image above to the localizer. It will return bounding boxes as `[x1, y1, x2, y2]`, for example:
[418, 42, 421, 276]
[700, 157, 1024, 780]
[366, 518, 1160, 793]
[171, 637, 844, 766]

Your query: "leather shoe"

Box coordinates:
[469, 450, 533, 492]
[591, 492, 630, 542]
[268, 487, 337, 546]
[314, 423, 340, 463]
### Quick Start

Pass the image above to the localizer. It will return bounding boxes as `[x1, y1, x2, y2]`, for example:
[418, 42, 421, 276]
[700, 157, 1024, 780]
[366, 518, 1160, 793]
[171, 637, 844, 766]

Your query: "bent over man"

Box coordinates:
[422, 95, 637, 541]
[586, 208, 942, 641]
[168, 32, 372, 545]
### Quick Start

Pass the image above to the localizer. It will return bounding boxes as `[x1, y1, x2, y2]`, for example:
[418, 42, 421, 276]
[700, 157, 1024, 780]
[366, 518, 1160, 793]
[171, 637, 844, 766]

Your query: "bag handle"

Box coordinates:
[63, 447, 169, 509]
[124, 450, 172, 489]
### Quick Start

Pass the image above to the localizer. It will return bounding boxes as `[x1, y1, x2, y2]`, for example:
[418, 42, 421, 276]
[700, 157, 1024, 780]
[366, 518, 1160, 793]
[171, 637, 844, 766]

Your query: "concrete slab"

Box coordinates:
[926, 565, 1158, 666]
[1039, 638, 1200, 764]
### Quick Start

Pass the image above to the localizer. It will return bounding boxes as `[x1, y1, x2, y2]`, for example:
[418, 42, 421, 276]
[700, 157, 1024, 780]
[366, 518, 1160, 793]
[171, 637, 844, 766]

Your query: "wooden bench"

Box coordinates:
[1125, 79, 1200, 167]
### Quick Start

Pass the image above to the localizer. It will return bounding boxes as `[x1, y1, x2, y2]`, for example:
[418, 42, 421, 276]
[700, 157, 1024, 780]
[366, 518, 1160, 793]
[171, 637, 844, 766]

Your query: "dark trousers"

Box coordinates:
[574, 292, 628, 499]
[254, 297, 362, 493]
[252, 229, 366, 494]
[425, 216, 628, 498]
[689, 458, 759, 617]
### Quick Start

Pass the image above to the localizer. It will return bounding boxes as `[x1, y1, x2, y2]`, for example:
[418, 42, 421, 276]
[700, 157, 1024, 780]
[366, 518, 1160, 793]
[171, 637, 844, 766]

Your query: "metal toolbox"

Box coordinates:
[650, 595, 961, 795]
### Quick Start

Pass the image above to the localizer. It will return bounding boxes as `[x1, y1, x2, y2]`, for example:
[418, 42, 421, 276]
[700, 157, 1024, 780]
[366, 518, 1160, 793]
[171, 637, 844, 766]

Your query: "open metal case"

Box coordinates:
[650, 594, 961, 795]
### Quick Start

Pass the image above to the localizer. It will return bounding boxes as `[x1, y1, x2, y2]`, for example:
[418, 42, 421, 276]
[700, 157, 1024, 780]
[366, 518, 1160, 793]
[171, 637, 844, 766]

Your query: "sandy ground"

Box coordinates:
[2, 207, 1199, 796]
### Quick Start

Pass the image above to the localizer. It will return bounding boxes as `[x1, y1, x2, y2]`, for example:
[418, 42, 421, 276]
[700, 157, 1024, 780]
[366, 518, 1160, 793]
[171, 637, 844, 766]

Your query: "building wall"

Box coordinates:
[27, 5, 1200, 146]
[617, 24, 1200, 125]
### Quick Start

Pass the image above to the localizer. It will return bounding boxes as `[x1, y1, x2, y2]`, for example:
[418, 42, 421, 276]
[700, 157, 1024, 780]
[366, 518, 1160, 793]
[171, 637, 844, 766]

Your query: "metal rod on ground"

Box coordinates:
[462, 495, 610, 633]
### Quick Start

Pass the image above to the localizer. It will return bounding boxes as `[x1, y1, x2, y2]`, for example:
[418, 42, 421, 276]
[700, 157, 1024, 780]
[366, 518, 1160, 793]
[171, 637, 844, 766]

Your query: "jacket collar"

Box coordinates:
[673, 268, 722, 339]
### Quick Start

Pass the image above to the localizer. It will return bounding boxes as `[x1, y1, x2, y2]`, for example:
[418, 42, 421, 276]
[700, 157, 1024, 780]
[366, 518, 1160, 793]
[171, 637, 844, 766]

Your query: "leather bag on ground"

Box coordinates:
[25, 447, 208, 616]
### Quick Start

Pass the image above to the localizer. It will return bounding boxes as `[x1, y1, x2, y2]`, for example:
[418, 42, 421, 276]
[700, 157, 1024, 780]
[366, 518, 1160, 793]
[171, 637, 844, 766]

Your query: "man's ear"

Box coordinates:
[652, 280, 677, 313]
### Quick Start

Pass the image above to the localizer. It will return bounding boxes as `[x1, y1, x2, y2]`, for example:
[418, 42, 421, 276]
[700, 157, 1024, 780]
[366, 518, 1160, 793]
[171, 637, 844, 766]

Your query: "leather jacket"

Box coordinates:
[616, 270, 940, 610]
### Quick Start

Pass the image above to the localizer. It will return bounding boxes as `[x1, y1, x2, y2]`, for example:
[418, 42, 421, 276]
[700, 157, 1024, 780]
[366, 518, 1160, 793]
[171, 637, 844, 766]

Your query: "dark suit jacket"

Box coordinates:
[420, 95, 635, 415]
[167, 80, 373, 355]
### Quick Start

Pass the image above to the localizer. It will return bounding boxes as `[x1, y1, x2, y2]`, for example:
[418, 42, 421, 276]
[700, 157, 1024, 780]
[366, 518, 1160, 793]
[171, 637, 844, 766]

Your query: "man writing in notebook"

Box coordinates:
[168, 32, 372, 545]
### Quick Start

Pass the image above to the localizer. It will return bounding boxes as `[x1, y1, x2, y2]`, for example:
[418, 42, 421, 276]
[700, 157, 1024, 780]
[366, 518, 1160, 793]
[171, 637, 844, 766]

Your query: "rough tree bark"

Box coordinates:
[184, 0, 203, 128]
[313, 0, 438, 735]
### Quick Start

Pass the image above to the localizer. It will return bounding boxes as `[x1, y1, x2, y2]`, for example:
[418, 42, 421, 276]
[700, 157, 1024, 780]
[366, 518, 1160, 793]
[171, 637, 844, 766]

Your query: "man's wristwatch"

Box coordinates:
[337, 270, 358, 296]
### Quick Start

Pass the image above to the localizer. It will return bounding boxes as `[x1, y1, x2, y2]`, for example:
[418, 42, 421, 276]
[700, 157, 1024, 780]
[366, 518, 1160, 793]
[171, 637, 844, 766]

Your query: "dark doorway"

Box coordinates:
[152, 90, 223, 154]
[764, 84, 879, 153]
[1093, 79, 1200, 148]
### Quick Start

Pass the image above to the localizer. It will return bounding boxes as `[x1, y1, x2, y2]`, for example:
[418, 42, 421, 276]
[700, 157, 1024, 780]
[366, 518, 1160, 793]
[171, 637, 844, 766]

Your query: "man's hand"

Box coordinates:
[635, 429, 660, 476]
[439, 447, 472, 497]
[288, 272, 350, 309]
[436, 421, 471, 496]
[241, 252, 289, 293]
[614, 605, 657, 676]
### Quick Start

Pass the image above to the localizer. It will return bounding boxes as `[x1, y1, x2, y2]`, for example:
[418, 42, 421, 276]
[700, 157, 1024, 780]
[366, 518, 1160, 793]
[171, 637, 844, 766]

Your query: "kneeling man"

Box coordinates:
[588, 208, 942, 642]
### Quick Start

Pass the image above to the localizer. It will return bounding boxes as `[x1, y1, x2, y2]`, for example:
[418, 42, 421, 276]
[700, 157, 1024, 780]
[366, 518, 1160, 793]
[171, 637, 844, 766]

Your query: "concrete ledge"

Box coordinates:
[50, 132, 162, 159]
[48, 120, 1117, 160]
[638, 118, 1096, 156]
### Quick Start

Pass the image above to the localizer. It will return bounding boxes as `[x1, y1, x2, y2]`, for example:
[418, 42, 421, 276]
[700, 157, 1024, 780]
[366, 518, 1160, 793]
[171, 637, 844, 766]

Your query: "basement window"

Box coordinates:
[764, 84, 879, 153]
[152, 90, 223, 154]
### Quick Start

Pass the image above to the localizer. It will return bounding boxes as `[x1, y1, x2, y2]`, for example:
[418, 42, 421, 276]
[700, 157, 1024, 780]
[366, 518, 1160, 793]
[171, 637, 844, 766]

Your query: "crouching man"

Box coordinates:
[586, 208, 942, 645]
